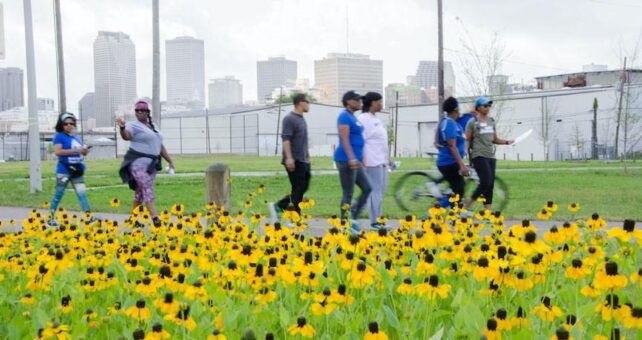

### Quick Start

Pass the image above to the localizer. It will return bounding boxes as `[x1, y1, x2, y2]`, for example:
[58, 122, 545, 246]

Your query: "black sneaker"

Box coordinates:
[152, 216, 162, 227]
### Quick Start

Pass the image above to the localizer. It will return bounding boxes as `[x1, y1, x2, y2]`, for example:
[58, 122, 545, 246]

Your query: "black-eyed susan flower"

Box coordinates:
[567, 202, 580, 212]
[125, 299, 151, 321]
[416, 275, 450, 300]
[482, 318, 501, 340]
[110, 198, 121, 207]
[41, 201, 50, 209]
[310, 300, 337, 316]
[364, 321, 388, 340]
[171, 203, 185, 216]
[544, 201, 559, 212]
[622, 306, 642, 329]
[536, 209, 551, 221]
[164, 305, 197, 330]
[40, 321, 71, 340]
[586, 213, 607, 231]
[347, 262, 376, 288]
[288, 317, 315, 338]
[607, 219, 642, 244]
[532, 296, 563, 322]
[565, 258, 591, 280]
[154, 293, 180, 316]
[207, 328, 227, 340]
[594, 294, 626, 322]
[511, 306, 528, 328]
[146, 322, 171, 340]
[593, 261, 628, 291]
[551, 327, 572, 340]
[396, 278, 415, 295]
[59, 295, 73, 314]
[21, 293, 35, 305]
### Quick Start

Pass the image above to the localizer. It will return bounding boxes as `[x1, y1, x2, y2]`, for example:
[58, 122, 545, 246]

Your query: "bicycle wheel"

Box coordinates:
[463, 176, 509, 212]
[394, 171, 443, 213]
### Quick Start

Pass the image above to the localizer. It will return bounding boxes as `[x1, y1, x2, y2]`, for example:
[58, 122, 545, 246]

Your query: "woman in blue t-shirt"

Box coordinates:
[334, 91, 372, 231]
[49, 113, 91, 225]
[436, 97, 468, 207]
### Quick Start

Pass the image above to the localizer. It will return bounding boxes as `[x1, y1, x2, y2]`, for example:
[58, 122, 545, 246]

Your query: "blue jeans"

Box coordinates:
[336, 161, 372, 220]
[50, 173, 91, 214]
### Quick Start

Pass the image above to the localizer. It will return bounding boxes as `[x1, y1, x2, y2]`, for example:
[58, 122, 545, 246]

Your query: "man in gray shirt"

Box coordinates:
[269, 93, 311, 221]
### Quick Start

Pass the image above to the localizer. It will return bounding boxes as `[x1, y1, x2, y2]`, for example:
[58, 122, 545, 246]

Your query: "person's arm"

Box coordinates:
[115, 117, 132, 141]
[160, 145, 174, 169]
[446, 139, 468, 176]
[53, 144, 87, 156]
[465, 123, 473, 155]
[493, 132, 513, 145]
[338, 125, 358, 168]
[282, 140, 295, 172]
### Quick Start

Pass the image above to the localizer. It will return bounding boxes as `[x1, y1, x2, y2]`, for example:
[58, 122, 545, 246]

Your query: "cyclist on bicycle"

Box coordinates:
[464, 97, 513, 211]
[436, 97, 468, 208]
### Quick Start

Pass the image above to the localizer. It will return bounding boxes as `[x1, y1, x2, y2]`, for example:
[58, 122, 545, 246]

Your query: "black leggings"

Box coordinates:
[437, 163, 464, 204]
[471, 157, 496, 205]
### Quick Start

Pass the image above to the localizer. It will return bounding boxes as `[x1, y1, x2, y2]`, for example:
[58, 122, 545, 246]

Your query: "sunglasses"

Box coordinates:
[64, 122, 76, 127]
[482, 104, 492, 108]
[135, 109, 150, 113]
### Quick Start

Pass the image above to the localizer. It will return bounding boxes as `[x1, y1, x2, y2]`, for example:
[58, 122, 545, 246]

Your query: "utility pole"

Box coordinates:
[152, 0, 161, 127]
[437, 0, 445, 121]
[394, 91, 399, 158]
[274, 87, 283, 156]
[23, 0, 41, 192]
[53, 0, 66, 114]
[591, 97, 598, 160]
[614, 57, 626, 158]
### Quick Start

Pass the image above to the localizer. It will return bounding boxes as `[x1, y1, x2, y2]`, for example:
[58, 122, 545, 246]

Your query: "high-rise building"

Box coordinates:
[314, 53, 383, 106]
[414, 61, 455, 96]
[257, 57, 297, 103]
[93, 31, 137, 127]
[384, 83, 426, 108]
[209, 76, 243, 109]
[165, 36, 205, 108]
[78, 92, 96, 129]
[0, 67, 24, 111]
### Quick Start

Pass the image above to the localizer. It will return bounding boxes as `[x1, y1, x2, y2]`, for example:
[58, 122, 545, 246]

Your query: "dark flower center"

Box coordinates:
[296, 316, 306, 327]
[486, 318, 497, 331]
[136, 299, 146, 308]
[428, 275, 439, 287]
[571, 259, 582, 268]
[555, 327, 570, 340]
[623, 219, 635, 232]
[496, 308, 507, 320]
[605, 261, 618, 276]
[356, 262, 367, 272]
[524, 231, 537, 243]
[368, 322, 379, 333]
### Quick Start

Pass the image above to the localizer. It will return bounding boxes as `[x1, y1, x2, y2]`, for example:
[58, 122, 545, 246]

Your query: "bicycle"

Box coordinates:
[394, 161, 509, 214]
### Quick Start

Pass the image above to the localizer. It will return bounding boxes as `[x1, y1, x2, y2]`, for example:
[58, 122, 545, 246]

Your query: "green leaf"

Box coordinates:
[279, 304, 290, 330]
[428, 326, 444, 340]
[383, 304, 401, 330]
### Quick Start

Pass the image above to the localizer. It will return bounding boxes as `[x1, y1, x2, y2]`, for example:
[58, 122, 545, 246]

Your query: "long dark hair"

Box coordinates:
[362, 92, 383, 113]
[54, 112, 77, 133]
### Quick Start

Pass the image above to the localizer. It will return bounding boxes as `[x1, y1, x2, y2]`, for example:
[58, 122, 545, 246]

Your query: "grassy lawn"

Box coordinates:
[0, 155, 640, 220]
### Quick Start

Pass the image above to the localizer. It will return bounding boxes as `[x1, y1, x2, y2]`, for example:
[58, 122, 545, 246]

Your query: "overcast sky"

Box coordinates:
[2, 0, 642, 111]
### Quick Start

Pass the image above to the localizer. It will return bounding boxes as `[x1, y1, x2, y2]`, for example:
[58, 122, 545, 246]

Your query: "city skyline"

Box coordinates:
[1, 0, 641, 113]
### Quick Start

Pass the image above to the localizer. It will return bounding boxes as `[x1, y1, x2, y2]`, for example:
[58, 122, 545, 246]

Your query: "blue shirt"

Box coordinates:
[457, 113, 475, 131]
[437, 117, 466, 167]
[52, 132, 85, 174]
[334, 110, 365, 162]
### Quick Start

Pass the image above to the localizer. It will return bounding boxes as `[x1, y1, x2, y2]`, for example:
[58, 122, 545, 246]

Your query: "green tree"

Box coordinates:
[273, 92, 317, 104]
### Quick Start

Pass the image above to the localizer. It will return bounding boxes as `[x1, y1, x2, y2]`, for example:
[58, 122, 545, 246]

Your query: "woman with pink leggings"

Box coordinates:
[117, 101, 174, 226]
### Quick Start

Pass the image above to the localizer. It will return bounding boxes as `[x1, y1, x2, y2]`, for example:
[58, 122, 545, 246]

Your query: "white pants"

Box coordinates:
[366, 165, 388, 224]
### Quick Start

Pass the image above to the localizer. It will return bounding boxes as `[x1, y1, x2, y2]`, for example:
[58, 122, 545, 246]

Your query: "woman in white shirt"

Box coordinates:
[358, 92, 389, 230]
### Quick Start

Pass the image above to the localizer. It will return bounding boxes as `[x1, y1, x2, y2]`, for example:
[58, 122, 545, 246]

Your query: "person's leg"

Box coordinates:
[471, 157, 492, 204]
[336, 161, 356, 220]
[288, 162, 309, 214]
[131, 163, 158, 217]
[50, 174, 69, 218]
[70, 176, 91, 212]
[143, 170, 159, 217]
[438, 163, 463, 207]
[366, 166, 384, 224]
[276, 165, 298, 211]
[484, 158, 497, 210]
[351, 166, 372, 218]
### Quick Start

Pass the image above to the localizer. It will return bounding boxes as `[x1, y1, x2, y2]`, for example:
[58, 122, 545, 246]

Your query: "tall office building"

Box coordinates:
[209, 76, 243, 109]
[414, 60, 455, 96]
[314, 53, 383, 106]
[78, 92, 96, 129]
[93, 31, 137, 127]
[257, 57, 297, 103]
[165, 36, 205, 108]
[0, 67, 24, 111]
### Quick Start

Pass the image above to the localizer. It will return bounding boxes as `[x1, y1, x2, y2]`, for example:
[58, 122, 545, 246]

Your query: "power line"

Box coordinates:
[443, 47, 574, 72]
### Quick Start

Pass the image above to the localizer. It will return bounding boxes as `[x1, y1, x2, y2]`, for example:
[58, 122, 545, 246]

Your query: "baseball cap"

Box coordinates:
[135, 101, 150, 111]
[60, 112, 77, 121]
[342, 90, 362, 106]
[474, 96, 493, 107]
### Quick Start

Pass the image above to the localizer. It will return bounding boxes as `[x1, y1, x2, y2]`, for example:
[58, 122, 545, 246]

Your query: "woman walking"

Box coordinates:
[334, 91, 372, 232]
[49, 113, 92, 226]
[436, 97, 468, 208]
[117, 101, 174, 226]
[464, 97, 512, 211]
[357, 92, 388, 230]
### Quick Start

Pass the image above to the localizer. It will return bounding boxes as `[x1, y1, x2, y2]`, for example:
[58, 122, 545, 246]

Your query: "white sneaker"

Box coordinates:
[267, 202, 280, 223]
[427, 182, 443, 198]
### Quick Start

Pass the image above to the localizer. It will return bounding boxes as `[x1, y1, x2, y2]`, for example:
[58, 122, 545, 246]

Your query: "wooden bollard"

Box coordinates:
[205, 163, 230, 211]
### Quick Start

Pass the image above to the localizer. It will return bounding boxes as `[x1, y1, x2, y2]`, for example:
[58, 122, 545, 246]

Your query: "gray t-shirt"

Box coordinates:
[281, 112, 309, 163]
[125, 120, 163, 155]
[466, 117, 496, 159]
